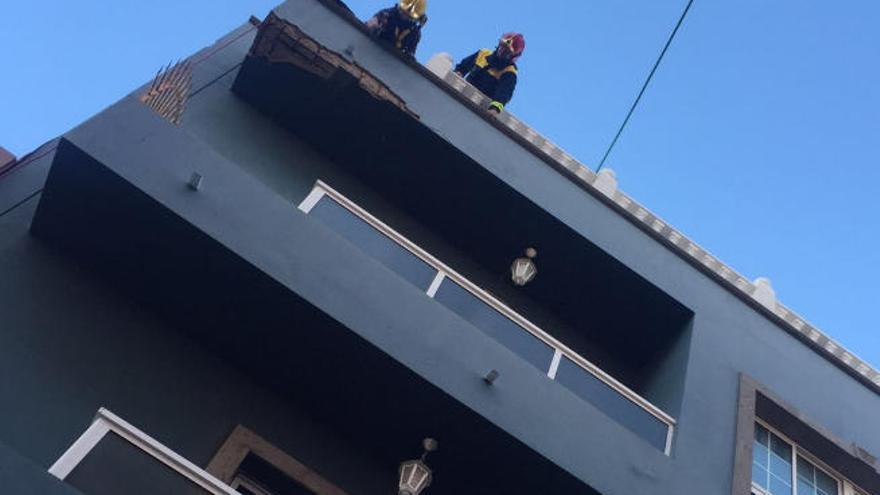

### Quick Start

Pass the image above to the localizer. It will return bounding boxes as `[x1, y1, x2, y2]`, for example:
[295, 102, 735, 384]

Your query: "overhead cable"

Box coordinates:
[596, 0, 696, 172]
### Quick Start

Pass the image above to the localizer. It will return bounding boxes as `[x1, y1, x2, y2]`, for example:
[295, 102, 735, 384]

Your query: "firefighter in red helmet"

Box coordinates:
[454, 33, 526, 114]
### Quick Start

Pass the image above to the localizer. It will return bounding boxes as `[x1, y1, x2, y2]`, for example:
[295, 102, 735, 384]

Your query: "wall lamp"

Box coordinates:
[511, 248, 538, 286]
[398, 438, 438, 495]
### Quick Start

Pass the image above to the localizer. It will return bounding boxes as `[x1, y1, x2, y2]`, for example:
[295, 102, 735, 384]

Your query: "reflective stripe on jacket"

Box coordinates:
[454, 49, 519, 106]
[474, 49, 518, 79]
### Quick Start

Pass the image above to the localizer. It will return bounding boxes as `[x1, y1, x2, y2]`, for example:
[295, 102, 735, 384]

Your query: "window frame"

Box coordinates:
[299, 180, 677, 454]
[206, 425, 349, 495]
[753, 418, 868, 495]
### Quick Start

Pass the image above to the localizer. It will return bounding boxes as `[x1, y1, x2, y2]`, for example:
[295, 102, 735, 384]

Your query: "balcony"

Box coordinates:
[31, 30, 694, 483]
[233, 1, 693, 418]
[299, 181, 676, 453]
[231, 11, 693, 454]
[30, 105, 610, 493]
[50, 409, 239, 495]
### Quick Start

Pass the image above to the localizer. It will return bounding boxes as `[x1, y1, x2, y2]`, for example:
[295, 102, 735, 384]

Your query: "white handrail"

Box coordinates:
[50, 408, 241, 495]
[301, 180, 677, 429]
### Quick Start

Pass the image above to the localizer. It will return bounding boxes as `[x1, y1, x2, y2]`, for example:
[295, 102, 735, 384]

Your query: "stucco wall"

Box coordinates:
[0, 193, 391, 494]
[238, 2, 880, 492]
[1, 2, 878, 494]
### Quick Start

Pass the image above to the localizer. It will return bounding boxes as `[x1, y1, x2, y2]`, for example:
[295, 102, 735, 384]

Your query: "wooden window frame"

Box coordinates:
[206, 425, 350, 495]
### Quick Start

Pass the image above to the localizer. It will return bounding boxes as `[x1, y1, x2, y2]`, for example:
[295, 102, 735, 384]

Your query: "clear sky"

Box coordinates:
[1, 1, 878, 366]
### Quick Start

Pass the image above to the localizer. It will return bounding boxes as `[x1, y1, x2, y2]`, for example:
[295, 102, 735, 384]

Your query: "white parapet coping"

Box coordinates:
[753, 278, 777, 311]
[425, 52, 454, 78]
[593, 169, 619, 198]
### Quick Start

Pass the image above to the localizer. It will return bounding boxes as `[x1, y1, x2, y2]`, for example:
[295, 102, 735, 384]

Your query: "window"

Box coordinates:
[752, 422, 869, 495]
[753, 422, 795, 495]
[207, 426, 348, 495]
[229, 454, 317, 495]
[798, 458, 839, 495]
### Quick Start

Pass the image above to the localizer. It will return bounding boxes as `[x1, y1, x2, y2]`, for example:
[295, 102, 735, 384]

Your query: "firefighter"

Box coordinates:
[366, 0, 428, 58]
[454, 33, 526, 114]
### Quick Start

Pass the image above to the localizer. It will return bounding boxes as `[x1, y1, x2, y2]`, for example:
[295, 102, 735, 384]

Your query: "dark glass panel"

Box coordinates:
[66, 432, 212, 495]
[770, 434, 793, 463]
[816, 471, 838, 495]
[797, 457, 814, 481]
[555, 357, 669, 451]
[434, 280, 554, 371]
[237, 454, 315, 495]
[310, 199, 437, 291]
[756, 423, 771, 447]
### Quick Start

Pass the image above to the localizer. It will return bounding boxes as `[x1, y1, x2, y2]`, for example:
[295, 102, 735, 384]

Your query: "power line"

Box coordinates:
[596, 0, 696, 172]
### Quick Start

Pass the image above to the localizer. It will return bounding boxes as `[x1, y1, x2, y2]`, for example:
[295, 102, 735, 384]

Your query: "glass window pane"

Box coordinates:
[769, 474, 793, 495]
[754, 442, 770, 468]
[770, 452, 792, 482]
[236, 454, 315, 495]
[555, 357, 669, 451]
[797, 456, 839, 495]
[753, 461, 769, 490]
[816, 468, 838, 495]
[771, 433, 793, 461]
[752, 426, 842, 495]
[797, 458, 815, 481]
[66, 432, 212, 495]
[236, 485, 262, 495]
[310, 198, 437, 291]
[799, 478, 816, 495]
[756, 423, 771, 447]
[434, 280, 554, 371]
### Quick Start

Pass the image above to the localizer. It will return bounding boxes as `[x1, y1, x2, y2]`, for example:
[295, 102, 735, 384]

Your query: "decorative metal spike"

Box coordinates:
[140, 59, 194, 126]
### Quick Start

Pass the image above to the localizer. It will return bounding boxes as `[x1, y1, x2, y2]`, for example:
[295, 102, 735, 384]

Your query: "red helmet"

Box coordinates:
[498, 32, 526, 62]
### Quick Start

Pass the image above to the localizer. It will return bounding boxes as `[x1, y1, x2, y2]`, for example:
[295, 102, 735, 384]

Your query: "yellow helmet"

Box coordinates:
[398, 0, 427, 20]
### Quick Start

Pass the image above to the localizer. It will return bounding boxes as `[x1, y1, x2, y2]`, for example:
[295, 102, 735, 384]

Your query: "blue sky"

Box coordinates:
[1, 1, 878, 366]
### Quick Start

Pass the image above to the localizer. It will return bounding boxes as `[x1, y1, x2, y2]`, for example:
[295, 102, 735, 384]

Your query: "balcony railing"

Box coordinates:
[50, 408, 241, 494]
[299, 181, 676, 454]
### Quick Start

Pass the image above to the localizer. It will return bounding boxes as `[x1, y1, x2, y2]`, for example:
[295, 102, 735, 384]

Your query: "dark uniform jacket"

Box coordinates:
[366, 7, 423, 57]
[454, 49, 519, 106]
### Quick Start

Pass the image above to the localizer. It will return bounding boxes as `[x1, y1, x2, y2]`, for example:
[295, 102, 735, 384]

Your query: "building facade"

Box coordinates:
[0, 1, 878, 494]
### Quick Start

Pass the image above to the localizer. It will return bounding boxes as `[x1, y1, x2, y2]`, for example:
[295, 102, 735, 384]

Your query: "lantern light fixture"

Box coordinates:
[398, 438, 438, 495]
[511, 248, 538, 286]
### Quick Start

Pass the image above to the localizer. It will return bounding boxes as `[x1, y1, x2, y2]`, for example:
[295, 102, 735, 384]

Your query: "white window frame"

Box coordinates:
[49, 408, 241, 495]
[299, 180, 678, 455]
[753, 419, 870, 495]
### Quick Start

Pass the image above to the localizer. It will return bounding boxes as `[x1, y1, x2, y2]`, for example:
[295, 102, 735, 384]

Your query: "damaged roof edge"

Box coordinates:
[249, 13, 417, 118]
[283, 0, 880, 395]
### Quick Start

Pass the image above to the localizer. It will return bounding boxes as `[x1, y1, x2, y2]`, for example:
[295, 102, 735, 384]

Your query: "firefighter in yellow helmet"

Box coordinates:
[366, 0, 428, 57]
[455, 33, 526, 114]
